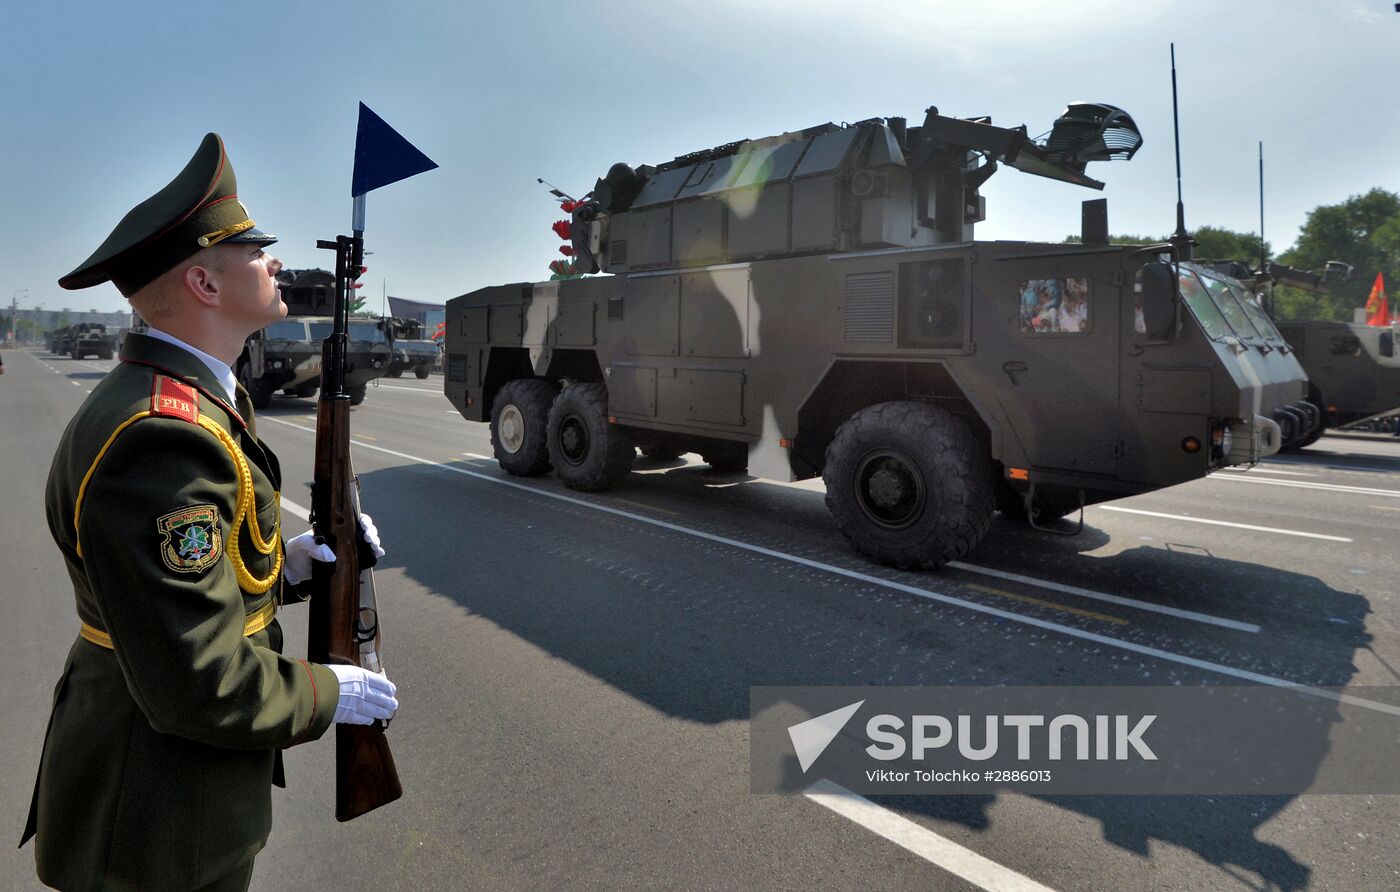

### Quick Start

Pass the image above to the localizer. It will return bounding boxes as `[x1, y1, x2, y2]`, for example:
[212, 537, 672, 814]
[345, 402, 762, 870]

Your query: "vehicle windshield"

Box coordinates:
[1177, 270, 1234, 342]
[265, 321, 307, 340]
[348, 322, 387, 343]
[307, 322, 333, 340]
[1195, 270, 1263, 343]
[1225, 280, 1287, 344]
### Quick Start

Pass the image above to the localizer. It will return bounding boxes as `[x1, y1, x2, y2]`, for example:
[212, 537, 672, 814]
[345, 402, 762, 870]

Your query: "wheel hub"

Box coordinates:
[854, 449, 926, 530]
[559, 415, 589, 465]
[498, 405, 525, 453]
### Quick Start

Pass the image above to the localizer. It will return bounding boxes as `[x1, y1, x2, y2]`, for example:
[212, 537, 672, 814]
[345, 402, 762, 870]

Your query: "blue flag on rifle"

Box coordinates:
[351, 102, 438, 197]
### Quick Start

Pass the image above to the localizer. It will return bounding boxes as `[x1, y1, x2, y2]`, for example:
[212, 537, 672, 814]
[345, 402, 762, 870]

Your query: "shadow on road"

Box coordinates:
[352, 458, 1370, 891]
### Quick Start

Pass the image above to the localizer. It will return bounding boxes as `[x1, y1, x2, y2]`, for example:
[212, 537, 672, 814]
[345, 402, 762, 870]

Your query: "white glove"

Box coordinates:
[283, 530, 334, 585]
[328, 664, 399, 725]
[282, 513, 384, 585]
[359, 513, 386, 559]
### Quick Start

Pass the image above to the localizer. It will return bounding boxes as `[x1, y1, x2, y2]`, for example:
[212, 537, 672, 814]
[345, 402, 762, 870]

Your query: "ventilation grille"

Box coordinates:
[844, 272, 895, 342]
[611, 239, 628, 265]
[446, 354, 468, 382]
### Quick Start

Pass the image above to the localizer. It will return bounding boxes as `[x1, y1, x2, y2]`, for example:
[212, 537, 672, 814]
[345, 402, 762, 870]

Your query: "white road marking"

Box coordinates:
[374, 382, 442, 394]
[1265, 457, 1400, 475]
[805, 780, 1056, 892]
[1097, 505, 1352, 542]
[259, 415, 1400, 717]
[948, 562, 1259, 633]
[1210, 474, 1400, 499]
[71, 381, 80, 386]
[282, 499, 310, 521]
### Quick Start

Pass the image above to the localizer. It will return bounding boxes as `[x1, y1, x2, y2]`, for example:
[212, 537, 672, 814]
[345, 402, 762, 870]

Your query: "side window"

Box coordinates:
[1381, 330, 1395, 358]
[1329, 335, 1362, 356]
[1019, 277, 1090, 334]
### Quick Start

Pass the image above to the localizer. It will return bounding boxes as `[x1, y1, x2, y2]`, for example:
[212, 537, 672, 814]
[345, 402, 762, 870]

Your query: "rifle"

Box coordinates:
[309, 233, 403, 821]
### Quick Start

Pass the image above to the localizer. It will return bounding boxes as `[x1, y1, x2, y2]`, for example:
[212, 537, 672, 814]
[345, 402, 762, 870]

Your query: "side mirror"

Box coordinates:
[1139, 262, 1177, 341]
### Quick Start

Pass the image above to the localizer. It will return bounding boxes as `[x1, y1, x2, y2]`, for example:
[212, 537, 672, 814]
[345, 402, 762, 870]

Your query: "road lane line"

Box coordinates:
[1097, 506, 1352, 542]
[964, 584, 1127, 625]
[1211, 475, 1400, 499]
[282, 499, 310, 522]
[804, 780, 1056, 892]
[948, 563, 1259, 633]
[259, 415, 1400, 717]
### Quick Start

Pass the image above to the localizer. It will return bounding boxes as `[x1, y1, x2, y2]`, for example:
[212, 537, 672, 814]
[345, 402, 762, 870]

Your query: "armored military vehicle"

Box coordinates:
[46, 327, 72, 355]
[236, 268, 391, 409]
[67, 323, 116, 360]
[384, 317, 440, 378]
[443, 102, 1314, 568]
[1275, 319, 1400, 430]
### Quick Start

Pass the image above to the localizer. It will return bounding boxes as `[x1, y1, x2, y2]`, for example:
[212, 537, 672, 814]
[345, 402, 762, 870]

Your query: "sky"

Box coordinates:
[4, 0, 1396, 316]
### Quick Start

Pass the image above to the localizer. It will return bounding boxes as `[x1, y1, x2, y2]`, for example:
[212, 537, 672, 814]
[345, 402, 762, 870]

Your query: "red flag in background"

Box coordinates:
[1364, 272, 1390, 326]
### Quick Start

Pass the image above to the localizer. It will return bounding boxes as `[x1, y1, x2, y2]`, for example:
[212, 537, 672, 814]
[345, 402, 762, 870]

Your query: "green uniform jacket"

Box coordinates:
[26, 333, 339, 890]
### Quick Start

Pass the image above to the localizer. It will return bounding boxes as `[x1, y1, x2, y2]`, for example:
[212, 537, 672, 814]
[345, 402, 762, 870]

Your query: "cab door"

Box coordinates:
[989, 252, 1122, 476]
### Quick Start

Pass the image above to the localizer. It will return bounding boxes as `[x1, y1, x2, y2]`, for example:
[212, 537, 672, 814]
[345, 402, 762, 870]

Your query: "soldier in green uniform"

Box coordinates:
[23, 133, 400, 891]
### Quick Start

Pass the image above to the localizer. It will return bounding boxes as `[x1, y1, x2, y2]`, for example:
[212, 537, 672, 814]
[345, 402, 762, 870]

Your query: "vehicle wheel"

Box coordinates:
[348, 386, 367, 406]
[100, 350, 113, 360]
[295, 383, 319, 398]
[547, 383, 634, 491]
[823, 401, 994, 569]
[71, 348, 81, 360]
[490, 378, 557, 476]
[237, 363, 274, 410]
[414, 367, 431, 379]
[385, 368, 403, 378]
[640, 445, 684, 461]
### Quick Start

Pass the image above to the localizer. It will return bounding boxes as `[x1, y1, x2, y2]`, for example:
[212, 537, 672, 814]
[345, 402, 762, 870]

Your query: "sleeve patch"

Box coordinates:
[151, 376, 200, 423]
[157, 504, 223, 573]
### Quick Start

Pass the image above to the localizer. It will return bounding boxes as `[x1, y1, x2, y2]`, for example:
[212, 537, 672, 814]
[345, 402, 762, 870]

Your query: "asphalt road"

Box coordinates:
[3, 347, 1398, 891]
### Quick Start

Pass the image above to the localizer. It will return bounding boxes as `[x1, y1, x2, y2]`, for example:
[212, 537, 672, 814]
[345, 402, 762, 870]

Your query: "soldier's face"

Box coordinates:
[214, 244, 286, 329]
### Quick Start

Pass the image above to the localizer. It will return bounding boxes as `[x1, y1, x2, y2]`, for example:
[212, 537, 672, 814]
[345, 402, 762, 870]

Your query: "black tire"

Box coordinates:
[295, 383, 319, 398]
[385, 368, 403, 378]
[491, 378, 557, 476]
[348, 386, 367, 406]
[239, 363, 274, 409]
[641, 445, 684, 461]
[71, 348, 81, 360]
[823, 401, 994, 569]
[547, 383, 634, 491]
[99, 350, 113, 360]
[414, 367, 431, 380]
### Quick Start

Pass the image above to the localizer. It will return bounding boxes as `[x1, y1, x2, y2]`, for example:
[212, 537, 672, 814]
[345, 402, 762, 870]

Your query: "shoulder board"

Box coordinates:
[150, 375, 200, 423]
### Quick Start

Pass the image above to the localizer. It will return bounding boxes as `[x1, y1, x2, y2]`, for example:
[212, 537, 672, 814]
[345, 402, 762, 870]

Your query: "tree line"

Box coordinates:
[1072, 187, 1399, 321]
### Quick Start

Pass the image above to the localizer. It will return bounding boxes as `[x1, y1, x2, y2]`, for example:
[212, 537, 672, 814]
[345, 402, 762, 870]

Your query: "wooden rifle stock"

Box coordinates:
[309, 234, 402, 822]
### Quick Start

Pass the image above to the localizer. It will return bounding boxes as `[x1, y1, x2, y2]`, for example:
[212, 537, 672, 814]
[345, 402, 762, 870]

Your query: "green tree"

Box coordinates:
[53, 311, 72, 330]
[1276, 188, 1400, 321]
[1064, 227, 1267, 259]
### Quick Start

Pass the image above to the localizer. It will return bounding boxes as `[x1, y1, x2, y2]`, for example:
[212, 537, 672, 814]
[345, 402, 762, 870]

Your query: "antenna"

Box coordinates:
[1258, 141, 1266, 272]
[1169, 43, 1191, 260]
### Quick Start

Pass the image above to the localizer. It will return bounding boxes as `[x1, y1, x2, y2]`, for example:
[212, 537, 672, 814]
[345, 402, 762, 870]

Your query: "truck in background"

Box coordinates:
[237, 268, 390, 409]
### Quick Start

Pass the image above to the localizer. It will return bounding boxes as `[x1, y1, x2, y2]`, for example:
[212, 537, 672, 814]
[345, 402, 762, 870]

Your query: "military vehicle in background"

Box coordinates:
[1275, 319, 1399, 431]
[57, 323, 116, 360]
[1204, 259, 1397, 441]
[444, 101, 1314, 569]
[45, 328, 72, 355]
[383, 317, 440, 378]
[236, 268, 391, 409]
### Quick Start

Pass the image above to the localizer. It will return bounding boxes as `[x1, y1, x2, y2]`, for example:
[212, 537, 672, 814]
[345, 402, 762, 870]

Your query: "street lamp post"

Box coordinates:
[9, 289, 28, 347]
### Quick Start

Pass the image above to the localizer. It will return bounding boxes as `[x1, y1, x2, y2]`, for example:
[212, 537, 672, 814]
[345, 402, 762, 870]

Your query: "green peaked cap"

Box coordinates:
[59, 133, 277, 296]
